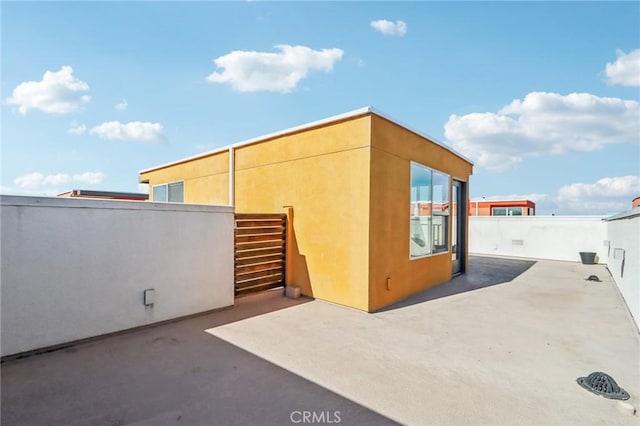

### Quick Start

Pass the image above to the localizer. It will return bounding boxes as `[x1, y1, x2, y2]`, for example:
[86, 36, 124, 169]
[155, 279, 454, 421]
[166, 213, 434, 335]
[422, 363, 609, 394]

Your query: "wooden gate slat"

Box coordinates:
[236, 266, 283, 281]
[234, 213, 286, 296]
[235, 253, 285, 267]
[235, 246, 284, 259]
[235, 233, 284, 244]
[235, 220, 285, 228]
[235, 213, 287, 220]
[235, 226, 286, 236]
[236, 273, 284, 288]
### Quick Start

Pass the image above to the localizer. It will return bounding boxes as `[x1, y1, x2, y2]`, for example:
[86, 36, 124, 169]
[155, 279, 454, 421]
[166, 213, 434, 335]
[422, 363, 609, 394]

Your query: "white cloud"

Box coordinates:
[481, 176, 639, 215]
[73, 172, 106, 185]
[605, 49, 640, 87]
[67, 121, 87, 135]
[89, 121, 165, 143]
[555, 175, 638, 214]
[558, 175, 638, 201]
[42, 173, 74, 186]
[5, 65, 90, 115]
[13, 171, 105, 189]
[206, 44, 344, 93]
[444, 92, 639, 172]
[370, 20, 407, 37]
[14, 173, 48, 189]
[0, 185, 60, 196]
[115, 99, 128, 111]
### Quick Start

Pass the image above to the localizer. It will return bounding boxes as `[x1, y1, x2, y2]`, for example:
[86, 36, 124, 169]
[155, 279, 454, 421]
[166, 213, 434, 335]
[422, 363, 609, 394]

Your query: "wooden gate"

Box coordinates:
[234, 213, 286, 296]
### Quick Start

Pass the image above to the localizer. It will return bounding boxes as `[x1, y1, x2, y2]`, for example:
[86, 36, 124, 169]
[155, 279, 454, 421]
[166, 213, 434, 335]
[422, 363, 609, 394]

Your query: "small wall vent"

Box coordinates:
[511, 239, 524, 246]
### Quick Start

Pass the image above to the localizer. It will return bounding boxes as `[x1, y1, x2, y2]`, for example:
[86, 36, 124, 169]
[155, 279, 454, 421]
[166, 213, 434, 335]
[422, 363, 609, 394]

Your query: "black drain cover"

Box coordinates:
[577, 372, 630, 400]
[585, 275, 602, 282]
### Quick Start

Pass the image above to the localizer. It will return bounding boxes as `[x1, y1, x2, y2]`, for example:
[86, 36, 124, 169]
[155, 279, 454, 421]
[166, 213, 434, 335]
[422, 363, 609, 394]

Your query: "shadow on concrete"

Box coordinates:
[1, 292, 394, 426]
[2, 288, 314, 363]
[377, 255, 537, 312]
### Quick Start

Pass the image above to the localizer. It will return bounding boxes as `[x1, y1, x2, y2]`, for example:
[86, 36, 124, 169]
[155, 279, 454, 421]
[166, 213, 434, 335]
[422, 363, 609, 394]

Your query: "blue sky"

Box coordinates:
[2, 1, 638, 215]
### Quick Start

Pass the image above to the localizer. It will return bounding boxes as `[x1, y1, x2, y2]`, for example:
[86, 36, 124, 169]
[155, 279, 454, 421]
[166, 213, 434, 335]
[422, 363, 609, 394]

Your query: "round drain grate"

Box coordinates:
[577, 372, 630, 400]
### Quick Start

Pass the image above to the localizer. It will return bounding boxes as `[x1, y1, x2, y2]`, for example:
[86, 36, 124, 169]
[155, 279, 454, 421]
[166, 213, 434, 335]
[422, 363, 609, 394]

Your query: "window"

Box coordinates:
[492, 207, 506, 216]
[431, 171, 450, 252]
[410, 162, 450, 258]
[153, 185, 167, 202]
[153, 181, 184, 202]
[492, 207, 522, 216]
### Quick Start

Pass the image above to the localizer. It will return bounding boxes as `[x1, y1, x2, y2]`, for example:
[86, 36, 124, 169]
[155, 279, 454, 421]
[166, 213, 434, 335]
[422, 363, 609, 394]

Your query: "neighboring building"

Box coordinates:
[57, 189, 148, 201]
[468, 199, 535, 216]
[139, 107, 474, 312]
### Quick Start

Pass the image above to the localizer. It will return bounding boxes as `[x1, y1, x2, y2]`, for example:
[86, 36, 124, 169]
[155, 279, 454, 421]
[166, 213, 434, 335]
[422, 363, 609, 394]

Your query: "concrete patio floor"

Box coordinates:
[208, 256, 640, 425]
[2, 256, 639, 425]
[1, 292, 391, 426]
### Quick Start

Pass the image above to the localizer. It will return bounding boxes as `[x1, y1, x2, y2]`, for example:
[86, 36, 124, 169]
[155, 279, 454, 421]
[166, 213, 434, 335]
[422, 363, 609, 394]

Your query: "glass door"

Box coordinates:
[452, 180, 466, 275]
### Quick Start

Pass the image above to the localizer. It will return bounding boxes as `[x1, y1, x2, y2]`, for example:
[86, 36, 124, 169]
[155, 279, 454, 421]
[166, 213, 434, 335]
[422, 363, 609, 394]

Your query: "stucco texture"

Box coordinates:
[368, 115, 473, 310]
[139, 111, 473, 311]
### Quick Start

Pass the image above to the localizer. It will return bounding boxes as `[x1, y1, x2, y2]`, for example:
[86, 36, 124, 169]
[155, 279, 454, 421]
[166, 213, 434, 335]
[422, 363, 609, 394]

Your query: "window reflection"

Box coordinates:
[410, 163, 449, 258]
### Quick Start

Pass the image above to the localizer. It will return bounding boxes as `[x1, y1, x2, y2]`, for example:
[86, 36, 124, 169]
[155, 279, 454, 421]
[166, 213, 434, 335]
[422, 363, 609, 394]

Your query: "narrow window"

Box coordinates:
[431, 170, 450, 253]
[153, 185, 168, 202]
[167, 182, 184, 202]
[509, 207, 523, 216]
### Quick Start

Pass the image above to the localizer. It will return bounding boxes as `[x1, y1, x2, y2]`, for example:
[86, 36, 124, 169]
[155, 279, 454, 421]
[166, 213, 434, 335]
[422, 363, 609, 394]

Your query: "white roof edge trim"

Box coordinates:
[367, 107, 474, 165]
[138, 107, 372, 175]
[139, 106, 473, 175]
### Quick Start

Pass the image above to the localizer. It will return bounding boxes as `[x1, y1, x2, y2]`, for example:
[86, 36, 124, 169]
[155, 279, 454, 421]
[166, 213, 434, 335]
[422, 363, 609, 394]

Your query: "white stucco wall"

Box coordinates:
[1, 195, 234, 357]
[605, 210, 639, 330]
[469, 216, 608, 263]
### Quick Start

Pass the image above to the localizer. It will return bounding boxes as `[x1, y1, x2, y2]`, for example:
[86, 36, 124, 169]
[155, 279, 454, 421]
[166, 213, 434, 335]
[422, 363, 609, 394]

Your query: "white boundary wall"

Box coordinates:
[605, 209, 640, 330]
[469, 216, 607, 263]
[1, 196, 234, 357]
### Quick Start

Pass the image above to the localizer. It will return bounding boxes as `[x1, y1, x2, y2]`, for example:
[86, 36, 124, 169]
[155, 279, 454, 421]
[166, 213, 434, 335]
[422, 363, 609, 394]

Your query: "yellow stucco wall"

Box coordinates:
[368, 115, 473, 311]
[140, 115, 373, 311]
[140, 151, 229, 205]
[233, 116, 372, 310]
[138, 111, 472, 312]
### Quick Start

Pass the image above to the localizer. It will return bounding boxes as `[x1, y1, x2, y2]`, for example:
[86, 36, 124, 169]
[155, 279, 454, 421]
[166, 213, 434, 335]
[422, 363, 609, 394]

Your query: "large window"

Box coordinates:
[153, 181, 184, 202]
[410, 162, 450, 258]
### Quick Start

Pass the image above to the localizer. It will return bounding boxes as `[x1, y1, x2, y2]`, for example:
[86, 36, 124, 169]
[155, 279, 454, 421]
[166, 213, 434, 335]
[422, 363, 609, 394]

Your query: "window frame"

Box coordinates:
[492, 207, 507, 216]
[491, 206, 523, 216]
[509, 207, 523, 216]
[409, 162, 451, 260]
[152, 180, 185, 203]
